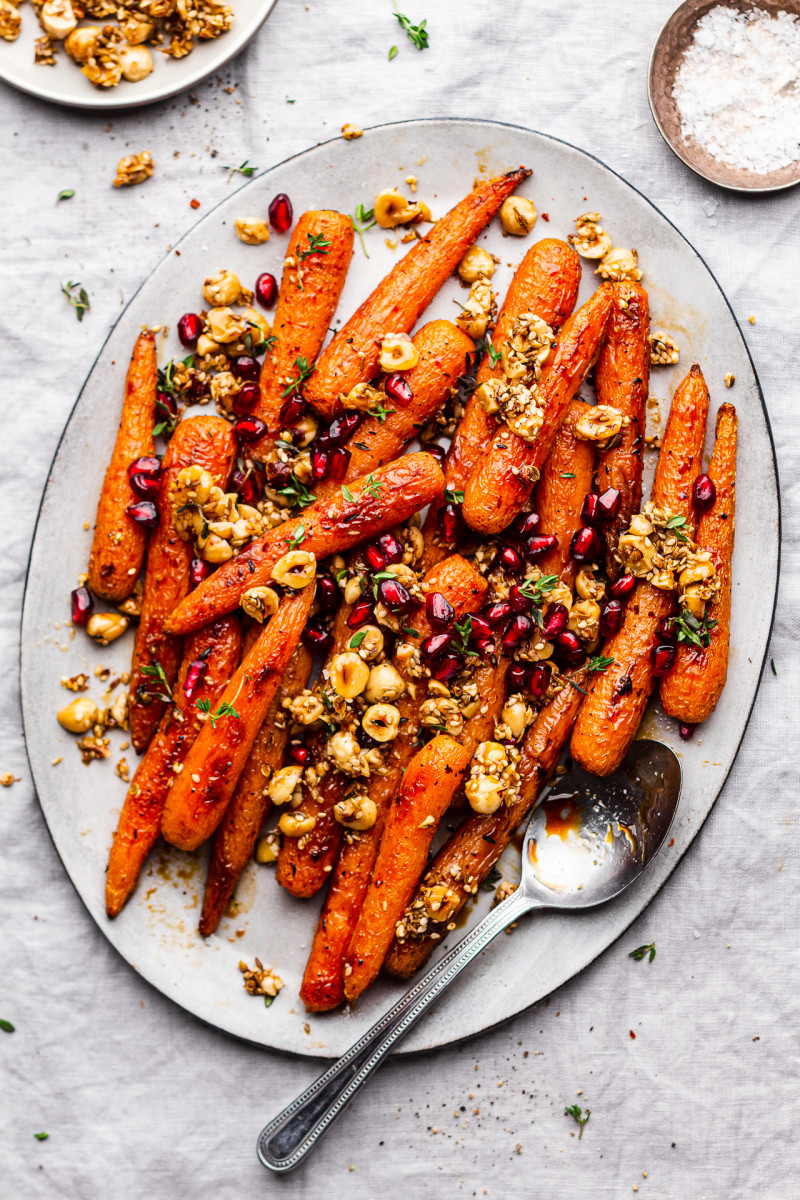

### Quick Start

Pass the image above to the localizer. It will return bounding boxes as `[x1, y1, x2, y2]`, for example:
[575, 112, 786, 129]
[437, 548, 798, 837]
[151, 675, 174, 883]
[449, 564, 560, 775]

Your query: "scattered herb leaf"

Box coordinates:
[286, 523, 306, 550]
[445, 487, 464, 505]
[278, 474, 316, 508]
[341, 484, 356, 503]
[517, 574, 558, 603]
[363, 474, 384, 499]
[350, 203, 377, 257]
[671, 609, 717, 649]
[480, 865, 503, 892]
[367, 401, 395, 424]
[559, 472, 576, 479]
[57, 189, 75, 202]
[349, 631, 367, 649]
[588, 654, 615, 673]
[223, 160, 257, 178]
[281, 355, 315, 398]
[564, 1104, 590, 1137]
[388, 44, 398, 60]
[61, 280, 90, 322]
[34, 1133, 49, 1142]
[140, 661, 173, 706]
[395, 10, 429, 50]
[197, 698, 239, 729]
[664, 514, 689, 543]
[629, 942, 656, 963]
[0, 1019, 14, 1033]
[771, 658, 777, 676]
[298, 231, 332, 260]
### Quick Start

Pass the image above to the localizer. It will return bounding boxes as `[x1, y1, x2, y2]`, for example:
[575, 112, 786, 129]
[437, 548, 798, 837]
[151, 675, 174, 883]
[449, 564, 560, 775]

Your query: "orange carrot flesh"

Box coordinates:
[461, 283, 614, 536]
[199, 644, 313, 936]
[651, 364, 710, 538]
[594, 282, 650, 577]
[160, 585, 314, 851]
[533, 401, 596, 586]
[343, 736, 471, 1002]
[304, 170, 531, 419]
[105, 616, 242, 918]
[128, 416, 236, 754]
[164, 452, 445, 635]
[88, 331, 157, 601]
[250, 211, 354, 457]
[660, 403, 737, 724]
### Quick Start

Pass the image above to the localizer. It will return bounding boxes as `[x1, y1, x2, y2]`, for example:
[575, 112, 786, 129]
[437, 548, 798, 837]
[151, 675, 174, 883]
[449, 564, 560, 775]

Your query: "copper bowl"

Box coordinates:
[648, 0, 800, 192]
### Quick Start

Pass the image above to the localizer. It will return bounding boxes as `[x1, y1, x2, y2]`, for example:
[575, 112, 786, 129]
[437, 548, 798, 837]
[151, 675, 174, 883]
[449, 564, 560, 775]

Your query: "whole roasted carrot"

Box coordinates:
[164, 452, 445, 635]
[199, 644, 313, 936]
[314, 320, 474, 502]
[462, 283, 614, 536]
[532, 400, 596, 587]
[88, 331, 157, 601]
[305, 169, 531, 419]
[160, 584, 314, 851]
[300, 554, 488, 1011]
[594, 282, 650, 576]
[343, 736, 471, 1003]
[128, 416, 236, 754]
[250, 211, 354, 458]
[660, 403, 737, 724]
[105, 616, 242, 918]
[570, 365, 710, 776]
[385, 667, 588, 979]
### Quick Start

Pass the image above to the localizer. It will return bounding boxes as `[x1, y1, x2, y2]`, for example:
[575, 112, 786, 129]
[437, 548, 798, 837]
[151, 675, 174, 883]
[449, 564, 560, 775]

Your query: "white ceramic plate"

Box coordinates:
[0, 0, 278, 111]
[21, 119, 780, 1057]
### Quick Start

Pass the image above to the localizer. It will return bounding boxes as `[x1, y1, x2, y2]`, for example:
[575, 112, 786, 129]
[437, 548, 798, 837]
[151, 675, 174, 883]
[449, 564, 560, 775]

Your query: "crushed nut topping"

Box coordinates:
[113, 150, 154, 187]
[574, 404, 628, 450]
[464, 741, 521, 815]
[61, 672, 90, 692]
[617, 502, 720, 613]
[649, 330, 680, 366]
[239, 958, 283, 1000]
[568, 212, 611, 259]
[595, 246, 642, 283]
[455, 278, 497, 340]
[170, 465, 263, 563]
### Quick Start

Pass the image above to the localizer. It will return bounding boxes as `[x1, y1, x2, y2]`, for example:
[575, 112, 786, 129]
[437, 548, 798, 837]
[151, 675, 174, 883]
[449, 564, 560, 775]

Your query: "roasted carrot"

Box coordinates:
[160, 584, 314, 851]
[462, 283, 614, 536]
[164, 452, 445, 635]
[314, 320, 474, 502]
[250, 211, 354, 458]
[304, 170, 531, 419]
[128, 416, 236, 754]
[199, 644, 313, 936]
[532, 401, 596, 586]
[343, 736, 471, 1002]
[660, 403, 737, 724]
[570, 365, 710, 776]
[105, 616, 242, 918]
[594, 282, 650, 577]
[88, 331, 157, 601]
[300, 553, 488, 1010]
[385, 667, 588, 979]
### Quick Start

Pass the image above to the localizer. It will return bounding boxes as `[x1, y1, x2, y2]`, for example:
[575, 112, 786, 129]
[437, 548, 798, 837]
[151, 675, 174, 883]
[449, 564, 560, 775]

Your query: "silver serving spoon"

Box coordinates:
[257, 738, 681, 1173]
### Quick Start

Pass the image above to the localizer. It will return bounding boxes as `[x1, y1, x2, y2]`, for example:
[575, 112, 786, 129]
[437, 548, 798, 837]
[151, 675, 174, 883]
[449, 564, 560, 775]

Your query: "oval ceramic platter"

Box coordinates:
[21, 119, 779, 1058]
[0, 0, 277, 111]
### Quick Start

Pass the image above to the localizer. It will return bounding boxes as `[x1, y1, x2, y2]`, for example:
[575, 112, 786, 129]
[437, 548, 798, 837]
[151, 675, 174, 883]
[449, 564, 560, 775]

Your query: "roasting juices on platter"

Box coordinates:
[58, 177, 736, 1011]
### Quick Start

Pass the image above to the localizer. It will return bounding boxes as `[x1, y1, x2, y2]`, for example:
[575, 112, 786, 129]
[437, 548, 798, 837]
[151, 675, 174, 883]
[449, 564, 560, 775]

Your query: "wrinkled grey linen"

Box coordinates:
[1, 2, 797, 1196]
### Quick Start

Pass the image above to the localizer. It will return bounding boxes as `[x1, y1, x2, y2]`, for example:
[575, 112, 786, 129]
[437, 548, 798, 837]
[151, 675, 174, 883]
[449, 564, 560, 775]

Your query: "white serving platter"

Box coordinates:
[20, 119, 780, 1057]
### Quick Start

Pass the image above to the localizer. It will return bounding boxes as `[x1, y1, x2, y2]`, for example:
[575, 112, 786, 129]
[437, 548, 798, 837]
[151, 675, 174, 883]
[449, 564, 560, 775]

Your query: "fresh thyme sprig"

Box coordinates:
[363, 474, 384, 499]
[139, 661, 173, 706]
[588, 654, 615, 673]
[367, 400, 396, 424]
[629, 942, 656, 963]
[395, 10, 429, 49]
[61, 280, 90, 322]
[196, 698, 240, 728]
[564, 1104, 591, 1138]
[281, 355, 315, 398]
[350, 203, 377, 257]
[278, 474, 316, 509]
[671, 609, 717, 649]
[223, 160, 257, 179]
[298, 232, 332, 260]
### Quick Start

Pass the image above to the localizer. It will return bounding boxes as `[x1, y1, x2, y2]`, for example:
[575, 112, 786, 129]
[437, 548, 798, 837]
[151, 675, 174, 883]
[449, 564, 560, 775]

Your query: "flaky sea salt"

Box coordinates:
[672, 6, 800, 173]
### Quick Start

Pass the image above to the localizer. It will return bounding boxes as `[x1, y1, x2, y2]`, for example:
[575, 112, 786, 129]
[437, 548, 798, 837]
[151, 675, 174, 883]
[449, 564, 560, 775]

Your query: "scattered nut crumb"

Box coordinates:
[0, 773, 20, 787]
[341, 123, 363, 140]
[724, 373, 735, 387]
[649, 330, 680, 366]
[52, 757, 62, 766]
[113, 151, 154, 189]
[749, 315, 756, 324]
[239, 957, 284, 999]
[405, 174, 418, 192]
[61, 673, 89, 693]
[115, 758, 130, 783]
[235, 217, 270, 245]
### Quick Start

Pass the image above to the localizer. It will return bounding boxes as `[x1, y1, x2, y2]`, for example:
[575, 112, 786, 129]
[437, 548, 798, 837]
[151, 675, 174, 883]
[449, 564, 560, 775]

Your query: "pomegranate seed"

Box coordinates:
[438, 502, 462, 544]
[421, 632, 453, 661]
[347, 598, 374, 628]
[378, 578, 412, 614]
[327, 412, 362, 444]
[231, 381, 260, 416]
[508, 584, 532, 614]
[596, 487, 622, 522]
[311, 446, 331, 481]
[378, 532, 403, 564]
[364, 543, 386, 572]
[569, 526, 602, 564]
[303, 622, 333, 654]
[609, 573, 636, 600]
[267, 459, 292, 489]
[513, 511, 540, 539]
[328, 446, 350, 482]
[580, 493, 602, 527]
[255, 272, 278, 309]
[129, 472, 161, 500]
[157, 390, 177, 416]
[269, 193, 293, 233]
[542, 604, 569, 639]
[279, 396, 307, 427]
[426, 444, 446, 468]
[502, 613, 533, 651]
[529, 661, 552, 701]
[385, 374, 413, 405]
[232, 465, 263, 505]
[524, 533, 558, 560]
[508, 662, 529, 692]
[190, 558, 212, 589]
[70, 586, 93, 626]
[554, 630, 586, 667]
[183, 659, 208, 701]
[599, 600, 625, 638]
[483, 601, 513, 627]
[177, 312, 202, 347]
[693, 474, 716, 513]
[233, 415, 268, 444]
[473, 636, 495, 657]
[231, 355, 260, 383]
[467, 613, 492, 642]
[497, 544, 523, 574]
[432, 651, 462, 683]
[651, 642, 677, 677]
[315, 575, 338, 612]
[679, 723, 696, 741]
[426, 592, 454, 629]
[125, 500, 158, 528]
[128, 455, 161, 480]
[287, 742, 309, 765]
[655, 617, 677, 644]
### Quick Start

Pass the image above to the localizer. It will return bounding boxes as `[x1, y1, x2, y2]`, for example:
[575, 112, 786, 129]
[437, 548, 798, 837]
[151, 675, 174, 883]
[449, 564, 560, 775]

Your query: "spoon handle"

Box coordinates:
[257, 886, 537, 1173]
